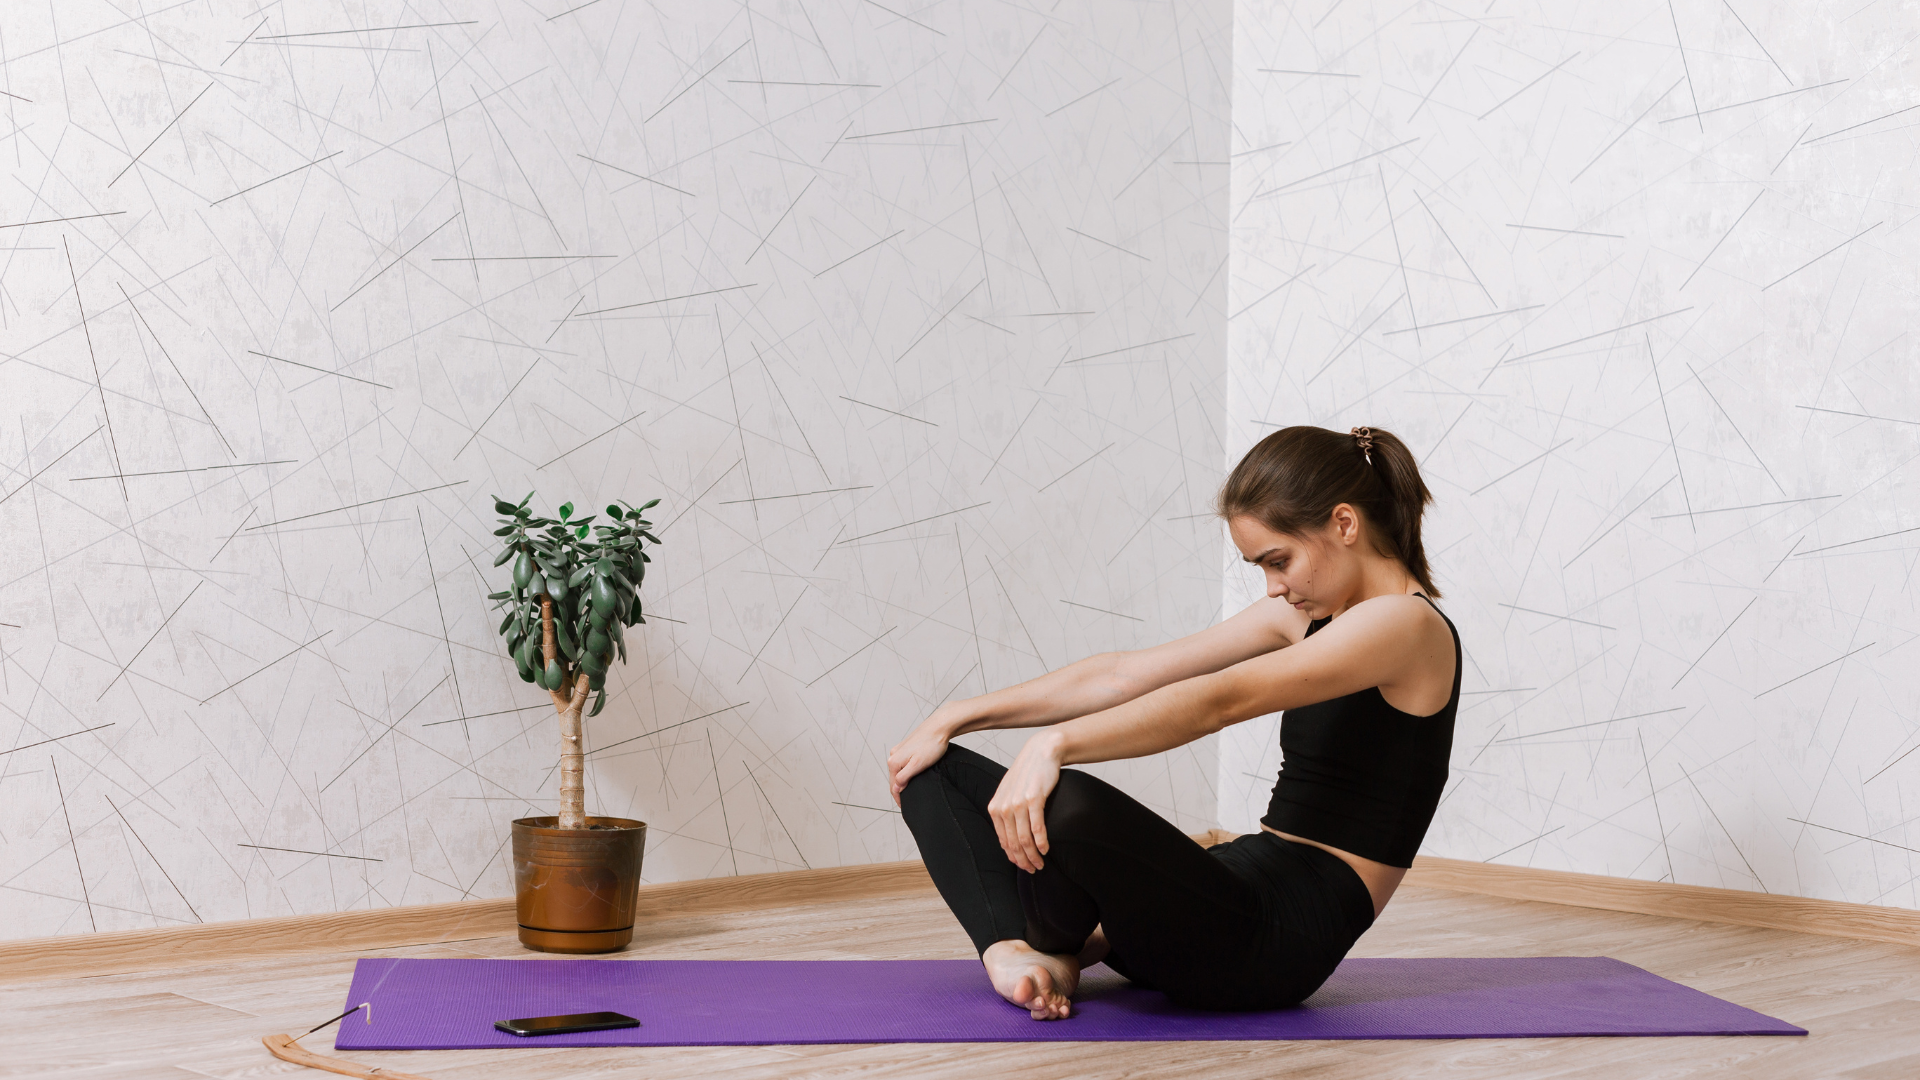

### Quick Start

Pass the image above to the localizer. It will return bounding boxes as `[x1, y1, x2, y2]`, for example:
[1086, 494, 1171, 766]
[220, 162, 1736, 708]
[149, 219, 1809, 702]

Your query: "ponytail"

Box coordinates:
[1214, 425, 1440, 598]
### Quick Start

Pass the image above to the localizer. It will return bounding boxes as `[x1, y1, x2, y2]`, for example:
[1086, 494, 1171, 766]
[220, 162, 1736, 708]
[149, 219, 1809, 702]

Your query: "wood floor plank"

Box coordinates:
[3, 884, 1908, 1079]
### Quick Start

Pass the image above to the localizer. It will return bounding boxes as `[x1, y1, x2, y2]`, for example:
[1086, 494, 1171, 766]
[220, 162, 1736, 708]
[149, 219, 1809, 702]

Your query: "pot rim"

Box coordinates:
[511, 814, 646, 834]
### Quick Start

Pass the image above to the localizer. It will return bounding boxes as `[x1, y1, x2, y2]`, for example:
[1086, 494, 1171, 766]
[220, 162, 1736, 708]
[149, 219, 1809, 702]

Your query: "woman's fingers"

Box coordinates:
[1027, 800, 1049, 858]
[887, 729, 949, 807]
[988, 801, 1019, 870]
[1004, 801, 1043, 872]
[1008, 812, 1033, 872]
[887, 748, 920, 800]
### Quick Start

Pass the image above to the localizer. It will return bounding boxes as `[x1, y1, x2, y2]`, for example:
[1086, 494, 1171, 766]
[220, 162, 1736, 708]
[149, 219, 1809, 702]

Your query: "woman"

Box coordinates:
[887, 425, 1461, 1018]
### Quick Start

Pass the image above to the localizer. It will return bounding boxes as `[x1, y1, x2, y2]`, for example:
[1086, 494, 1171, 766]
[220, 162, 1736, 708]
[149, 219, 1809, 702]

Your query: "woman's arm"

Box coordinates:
[989, 594, 1442, 870]
[1044, 593, 1440, 764]
[932, 594, 1304, 739]
[933, 652, 1135, 738]
[889, 595, 1302, 806]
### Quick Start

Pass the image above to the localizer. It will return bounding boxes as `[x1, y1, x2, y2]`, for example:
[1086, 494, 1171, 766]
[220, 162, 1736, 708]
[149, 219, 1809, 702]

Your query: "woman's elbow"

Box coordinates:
[1199, 674, 1255, 736]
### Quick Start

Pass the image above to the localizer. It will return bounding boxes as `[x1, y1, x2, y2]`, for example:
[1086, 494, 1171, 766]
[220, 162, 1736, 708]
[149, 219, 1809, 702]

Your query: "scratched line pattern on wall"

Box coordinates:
[1220, 1, 1919, 907]
[0, 1, 1231, 939]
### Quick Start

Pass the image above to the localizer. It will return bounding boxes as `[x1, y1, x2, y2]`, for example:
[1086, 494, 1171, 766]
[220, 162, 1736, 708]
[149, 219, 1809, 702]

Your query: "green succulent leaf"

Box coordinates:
[588, 687, 607, 717]
[590, 576, 617, 618]
[491, 495, 654, 681]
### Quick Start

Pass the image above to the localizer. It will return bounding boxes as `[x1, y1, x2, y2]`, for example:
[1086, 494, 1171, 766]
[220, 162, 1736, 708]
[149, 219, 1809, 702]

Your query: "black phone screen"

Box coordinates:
[494, 1010, 641, 1036]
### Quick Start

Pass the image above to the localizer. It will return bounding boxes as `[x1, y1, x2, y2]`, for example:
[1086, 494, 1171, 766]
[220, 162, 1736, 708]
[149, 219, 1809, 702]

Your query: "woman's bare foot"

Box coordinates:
[982, 939, 1080, 1019]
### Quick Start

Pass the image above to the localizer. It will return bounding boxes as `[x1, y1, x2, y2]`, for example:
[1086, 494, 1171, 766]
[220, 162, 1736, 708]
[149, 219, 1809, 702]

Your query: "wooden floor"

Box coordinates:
[5, 882, 1916, 1080]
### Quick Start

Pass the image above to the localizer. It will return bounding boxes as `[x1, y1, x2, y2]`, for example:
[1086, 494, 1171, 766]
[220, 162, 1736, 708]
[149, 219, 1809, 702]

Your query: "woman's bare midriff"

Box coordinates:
[1260, 824, 1405, 919]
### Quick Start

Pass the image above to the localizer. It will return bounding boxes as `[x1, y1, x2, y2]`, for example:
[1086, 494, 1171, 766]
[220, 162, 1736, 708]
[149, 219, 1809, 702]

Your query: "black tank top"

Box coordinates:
[1260, 593, 1460, 869]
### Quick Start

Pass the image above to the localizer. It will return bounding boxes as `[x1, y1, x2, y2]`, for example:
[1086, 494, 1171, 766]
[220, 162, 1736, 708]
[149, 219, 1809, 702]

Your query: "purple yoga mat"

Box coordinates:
[332, 956, 1803, 1047]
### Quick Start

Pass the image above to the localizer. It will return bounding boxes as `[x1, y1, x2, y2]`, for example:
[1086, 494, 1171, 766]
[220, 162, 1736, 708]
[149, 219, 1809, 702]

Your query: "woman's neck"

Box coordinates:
[1325, 558, 1420, 618]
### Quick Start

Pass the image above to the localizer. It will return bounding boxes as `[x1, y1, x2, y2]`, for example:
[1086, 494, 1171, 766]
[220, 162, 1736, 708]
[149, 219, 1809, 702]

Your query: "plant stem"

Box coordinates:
[542, 595, 590, 830]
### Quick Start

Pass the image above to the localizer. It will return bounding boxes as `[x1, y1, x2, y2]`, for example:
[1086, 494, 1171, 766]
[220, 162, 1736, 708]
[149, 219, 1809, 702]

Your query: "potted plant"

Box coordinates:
[486, 492, 661, 953]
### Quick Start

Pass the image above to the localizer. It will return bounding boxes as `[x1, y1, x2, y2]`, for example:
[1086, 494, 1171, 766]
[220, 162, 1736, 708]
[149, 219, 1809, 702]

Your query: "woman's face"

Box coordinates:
[1228, 514, 1341, 616]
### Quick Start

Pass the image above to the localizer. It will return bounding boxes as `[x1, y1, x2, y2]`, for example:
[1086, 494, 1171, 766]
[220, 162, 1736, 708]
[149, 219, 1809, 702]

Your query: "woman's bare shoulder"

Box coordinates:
[1325, 593, 1452, 655]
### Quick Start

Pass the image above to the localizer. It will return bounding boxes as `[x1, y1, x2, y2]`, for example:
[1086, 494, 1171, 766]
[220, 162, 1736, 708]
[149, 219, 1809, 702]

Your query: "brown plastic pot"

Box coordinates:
[510, 815, 647, 953]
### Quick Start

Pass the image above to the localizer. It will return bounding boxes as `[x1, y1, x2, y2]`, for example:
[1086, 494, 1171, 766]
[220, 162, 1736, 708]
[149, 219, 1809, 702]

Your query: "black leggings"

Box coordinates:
[900, 742, 1377, 1011]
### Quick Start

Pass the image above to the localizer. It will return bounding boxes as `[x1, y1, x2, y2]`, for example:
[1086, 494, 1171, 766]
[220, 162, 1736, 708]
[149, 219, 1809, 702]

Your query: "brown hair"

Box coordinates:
[1214, 425, 1440, 597]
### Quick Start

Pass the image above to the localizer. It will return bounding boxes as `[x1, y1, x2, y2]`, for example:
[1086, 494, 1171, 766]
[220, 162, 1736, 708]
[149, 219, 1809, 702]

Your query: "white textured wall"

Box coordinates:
[1222, 1, 1920, 907]
[0, 0, 1231, 939]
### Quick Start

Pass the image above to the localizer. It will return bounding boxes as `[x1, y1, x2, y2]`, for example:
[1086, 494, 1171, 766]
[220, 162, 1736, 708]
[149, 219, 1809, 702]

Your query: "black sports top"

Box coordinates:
[1260, 593, 1461, 869]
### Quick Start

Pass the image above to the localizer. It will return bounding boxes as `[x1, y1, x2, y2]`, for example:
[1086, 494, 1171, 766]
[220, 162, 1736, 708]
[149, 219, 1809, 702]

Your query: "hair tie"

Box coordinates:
[1350, 426, 1374, 465]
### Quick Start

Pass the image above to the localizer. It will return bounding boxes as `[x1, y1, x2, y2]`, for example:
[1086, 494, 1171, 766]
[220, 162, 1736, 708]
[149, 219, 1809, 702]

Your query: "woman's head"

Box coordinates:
[1214, 425, 1438, 612]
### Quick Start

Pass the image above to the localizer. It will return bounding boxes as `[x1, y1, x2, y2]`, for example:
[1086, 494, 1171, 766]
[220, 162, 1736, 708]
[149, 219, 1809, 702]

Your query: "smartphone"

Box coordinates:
[494, 1011, 641, 1037]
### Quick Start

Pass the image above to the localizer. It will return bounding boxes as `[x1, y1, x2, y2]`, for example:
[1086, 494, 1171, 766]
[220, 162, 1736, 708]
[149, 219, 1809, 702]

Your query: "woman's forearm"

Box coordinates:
[940, 652, 1139, 737]
[1042, 674, 1226, 765]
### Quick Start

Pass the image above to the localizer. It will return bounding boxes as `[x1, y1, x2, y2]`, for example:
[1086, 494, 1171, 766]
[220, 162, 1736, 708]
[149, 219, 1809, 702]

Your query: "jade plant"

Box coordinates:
[487, 493, 660, 830]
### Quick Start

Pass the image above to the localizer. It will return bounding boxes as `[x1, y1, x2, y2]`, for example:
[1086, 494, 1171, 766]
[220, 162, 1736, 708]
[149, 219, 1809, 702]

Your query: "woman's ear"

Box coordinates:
[1329, 504, 1360, 546]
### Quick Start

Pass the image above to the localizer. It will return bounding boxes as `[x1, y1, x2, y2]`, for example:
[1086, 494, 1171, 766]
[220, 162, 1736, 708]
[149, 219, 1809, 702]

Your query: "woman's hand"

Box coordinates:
[888, 714, 957, 806]
[988, 732, 1066, 872]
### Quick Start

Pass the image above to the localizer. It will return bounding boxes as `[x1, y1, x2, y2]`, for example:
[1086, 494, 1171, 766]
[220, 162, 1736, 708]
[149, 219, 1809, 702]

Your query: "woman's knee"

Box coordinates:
[899, 743, 996, 818]
[1042, 768, 1111, 843]
[898, 762, 952, 818]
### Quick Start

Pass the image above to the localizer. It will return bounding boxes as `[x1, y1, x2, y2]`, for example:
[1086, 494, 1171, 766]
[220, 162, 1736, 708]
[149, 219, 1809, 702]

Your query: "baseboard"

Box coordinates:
[1206, 829, 1920, 950]
[0, 834, 1225, 984]
[1404, 852, 1920, 950]
[11, 829, 1910, 985]
[0, 857, 938, 984]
